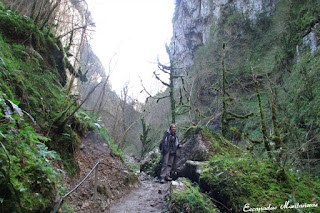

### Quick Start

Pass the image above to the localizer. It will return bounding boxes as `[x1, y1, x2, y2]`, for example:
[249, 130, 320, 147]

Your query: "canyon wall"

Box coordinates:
[170, 0, 277, 69]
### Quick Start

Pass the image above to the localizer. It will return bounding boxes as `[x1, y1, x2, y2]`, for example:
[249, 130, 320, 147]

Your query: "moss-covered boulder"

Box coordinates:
[174, 126, 242, 178]
[169, 178, 220, 213]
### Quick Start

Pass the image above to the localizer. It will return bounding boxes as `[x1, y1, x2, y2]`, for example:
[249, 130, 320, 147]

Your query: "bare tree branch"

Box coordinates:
[153, 71, 170, 87]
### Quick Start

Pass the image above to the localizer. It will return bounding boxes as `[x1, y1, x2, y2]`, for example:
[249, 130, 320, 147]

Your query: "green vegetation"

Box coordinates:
[183, 126, 242, 157]
[162, 126, 320, 212]
[190, 128, 320, 213]
[200, 153, 320, 212]
[188, 0, 320, 176]
[139, 151, 161, 177]
[0, 23, 63, 210]
[169, 1, 320, 211]
[201, 127, 242, 156]
[1, 0, 319, 212]
[169, 178, 219, 213]
[100, 127, 124, 159]
[0, 4, 108, 211]
[0, 97, 61, 211]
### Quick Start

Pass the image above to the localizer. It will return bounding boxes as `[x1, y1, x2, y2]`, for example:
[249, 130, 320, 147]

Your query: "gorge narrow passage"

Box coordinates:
[108, 173, 170, 213]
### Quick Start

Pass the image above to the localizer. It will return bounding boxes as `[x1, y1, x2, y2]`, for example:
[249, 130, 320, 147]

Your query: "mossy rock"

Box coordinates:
[175, 126, 243, 177]
[169, 178, 220, 213]
[201, 127, 243, 156]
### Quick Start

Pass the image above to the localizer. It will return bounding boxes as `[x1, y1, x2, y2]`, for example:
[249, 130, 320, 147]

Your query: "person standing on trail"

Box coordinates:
[159, 124, 183, 183]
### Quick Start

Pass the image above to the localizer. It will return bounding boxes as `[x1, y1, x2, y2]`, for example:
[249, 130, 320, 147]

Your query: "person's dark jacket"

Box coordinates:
[159, 130, 181, 155]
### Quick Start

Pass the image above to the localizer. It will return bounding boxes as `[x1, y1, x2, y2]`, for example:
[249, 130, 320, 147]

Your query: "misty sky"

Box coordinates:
[86, 0, 175, 102]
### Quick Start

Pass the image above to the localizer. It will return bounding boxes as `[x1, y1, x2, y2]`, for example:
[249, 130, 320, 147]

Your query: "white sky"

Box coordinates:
[86, 0, 175, 102]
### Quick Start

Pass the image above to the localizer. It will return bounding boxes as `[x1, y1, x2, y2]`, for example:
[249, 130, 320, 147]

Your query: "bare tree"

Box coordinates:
[144, 44, 188, 124]
[120, 82, 129, 132]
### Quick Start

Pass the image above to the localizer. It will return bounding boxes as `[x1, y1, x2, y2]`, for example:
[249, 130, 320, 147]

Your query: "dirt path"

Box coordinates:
[108, 173, 170, 213]
[58, 131, 169, 212]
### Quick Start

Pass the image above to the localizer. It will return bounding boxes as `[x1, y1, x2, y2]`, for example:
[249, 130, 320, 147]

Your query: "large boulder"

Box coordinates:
[140, 127, 242, 179]
[172, 127, 212, 178]
[172, 126, 242, 179]
[178, 160, 208, 183]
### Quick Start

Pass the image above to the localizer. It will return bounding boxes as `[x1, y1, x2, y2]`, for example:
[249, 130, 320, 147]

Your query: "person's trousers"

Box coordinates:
[160, 152, 175, 179]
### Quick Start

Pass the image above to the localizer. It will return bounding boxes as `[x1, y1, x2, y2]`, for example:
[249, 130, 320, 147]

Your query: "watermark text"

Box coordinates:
[243, 201, 318, 212]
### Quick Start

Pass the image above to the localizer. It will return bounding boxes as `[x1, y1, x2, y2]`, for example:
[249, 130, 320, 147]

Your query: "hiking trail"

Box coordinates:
[108, 172, 170, 213]
[59, 132, 170, 212]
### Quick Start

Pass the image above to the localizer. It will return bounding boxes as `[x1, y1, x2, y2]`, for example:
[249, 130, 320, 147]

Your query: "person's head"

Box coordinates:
[169, 124, 176, 135]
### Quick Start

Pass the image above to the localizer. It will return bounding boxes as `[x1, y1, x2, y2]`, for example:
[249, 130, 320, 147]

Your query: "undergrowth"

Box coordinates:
[0, 4, 104, 211]
[0, 94, 62, 211]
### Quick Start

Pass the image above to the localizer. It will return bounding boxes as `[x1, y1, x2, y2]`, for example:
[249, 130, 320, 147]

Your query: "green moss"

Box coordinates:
[196, 126, 243, 157]
[0, 110, 60, 212]
[200, 155, 320, 212]
[183, 125, 202, 139]
[72, 110, 97, 137]
[169, 178, 219, 213]
[0, 9, 35, 43]
[0, 5, 112, 212]
[0, 6, 67, 86]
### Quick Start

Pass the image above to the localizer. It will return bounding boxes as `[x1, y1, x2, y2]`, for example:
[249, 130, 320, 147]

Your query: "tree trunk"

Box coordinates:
[253, 73, 271, 153]
[221, 43, 228, 136]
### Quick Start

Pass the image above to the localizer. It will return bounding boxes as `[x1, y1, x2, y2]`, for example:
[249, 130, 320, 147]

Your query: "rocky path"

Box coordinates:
[108, 173, 170, 213]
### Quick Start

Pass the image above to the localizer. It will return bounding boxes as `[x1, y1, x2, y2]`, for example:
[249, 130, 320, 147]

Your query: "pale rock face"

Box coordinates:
[170, 0, 276, 69]
[296, 23, 319, 63]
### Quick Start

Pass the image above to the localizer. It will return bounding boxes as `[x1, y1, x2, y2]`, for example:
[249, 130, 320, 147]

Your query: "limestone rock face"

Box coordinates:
[170, 0, 276, 69]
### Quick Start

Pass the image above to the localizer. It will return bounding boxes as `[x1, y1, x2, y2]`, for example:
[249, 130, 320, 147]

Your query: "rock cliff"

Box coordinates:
[170, 0, 277, 69]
